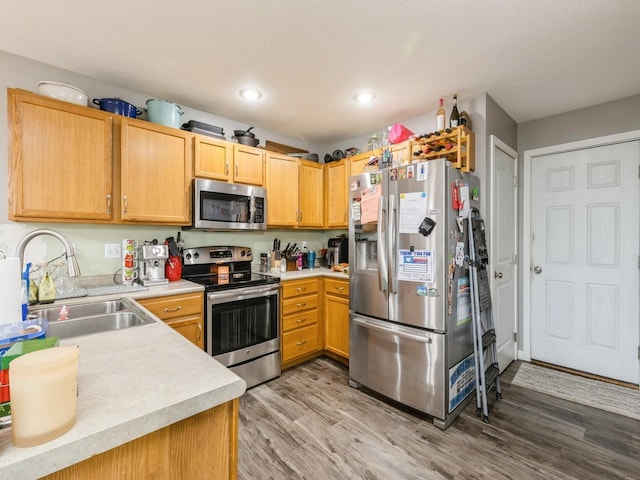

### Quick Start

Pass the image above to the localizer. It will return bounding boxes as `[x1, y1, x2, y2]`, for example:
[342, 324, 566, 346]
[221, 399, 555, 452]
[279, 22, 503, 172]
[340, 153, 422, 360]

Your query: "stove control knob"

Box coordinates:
[240, 250, 246, 257]
[185, 253, 192, 260]
[194, 252, 200, 260]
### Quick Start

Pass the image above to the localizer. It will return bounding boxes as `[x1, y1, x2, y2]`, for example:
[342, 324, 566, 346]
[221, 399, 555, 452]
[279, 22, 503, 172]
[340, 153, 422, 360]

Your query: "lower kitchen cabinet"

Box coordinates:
[41, 399, 238, 480]
[137, 292, 204, 349]
[281, 278, 321, 367]
[323, 278, 349, 361]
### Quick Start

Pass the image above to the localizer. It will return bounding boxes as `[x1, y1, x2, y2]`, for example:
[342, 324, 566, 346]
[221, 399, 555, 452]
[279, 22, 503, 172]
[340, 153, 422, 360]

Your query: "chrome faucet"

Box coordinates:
[15, 229, 81, 277]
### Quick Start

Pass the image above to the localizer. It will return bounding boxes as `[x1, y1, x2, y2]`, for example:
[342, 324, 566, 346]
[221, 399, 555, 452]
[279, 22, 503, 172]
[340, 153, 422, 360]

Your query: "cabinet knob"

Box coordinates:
[106, 194, 112, 214]
[296, 286, 307, 292]
[296, 339, 307, 347]
[296, 317, 307, 324]
[295, 302, 307, 308]
[335, 286, 345, 291]
[235, 164, 238, 177]
[225, 162, 229, 176]
[197, 323, 202, 342]
[123, 195, 128, 214]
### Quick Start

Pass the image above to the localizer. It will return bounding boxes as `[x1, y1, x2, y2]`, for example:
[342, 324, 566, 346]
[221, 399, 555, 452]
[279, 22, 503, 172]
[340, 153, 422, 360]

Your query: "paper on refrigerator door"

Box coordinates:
[359, 185, 381, 224]
[398, 249, 433, 283]
[399, 192, 427, 234]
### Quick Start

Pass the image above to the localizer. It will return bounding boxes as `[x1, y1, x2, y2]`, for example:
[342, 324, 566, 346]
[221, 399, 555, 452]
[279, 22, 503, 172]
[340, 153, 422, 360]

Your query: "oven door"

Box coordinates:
[206, 284, 280, 366]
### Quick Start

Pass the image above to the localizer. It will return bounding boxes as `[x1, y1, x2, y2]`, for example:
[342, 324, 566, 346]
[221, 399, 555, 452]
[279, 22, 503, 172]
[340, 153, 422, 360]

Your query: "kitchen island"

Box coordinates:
[0, 280, 246, 480]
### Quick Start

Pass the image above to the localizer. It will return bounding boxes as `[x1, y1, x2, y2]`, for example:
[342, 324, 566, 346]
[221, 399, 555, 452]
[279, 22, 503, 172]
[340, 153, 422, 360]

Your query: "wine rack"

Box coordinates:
[411, 126, 475, 172]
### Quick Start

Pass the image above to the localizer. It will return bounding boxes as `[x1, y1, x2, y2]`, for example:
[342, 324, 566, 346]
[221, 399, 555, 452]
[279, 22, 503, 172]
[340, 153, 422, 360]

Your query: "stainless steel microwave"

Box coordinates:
[191, 178, 267, 231]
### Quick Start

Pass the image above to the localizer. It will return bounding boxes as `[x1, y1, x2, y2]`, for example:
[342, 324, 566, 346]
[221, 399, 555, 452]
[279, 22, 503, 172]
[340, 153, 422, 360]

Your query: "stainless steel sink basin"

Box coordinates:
[30, 300, 129, 322]
[30, 298, 157, 339]
[48, 311, 155, 338]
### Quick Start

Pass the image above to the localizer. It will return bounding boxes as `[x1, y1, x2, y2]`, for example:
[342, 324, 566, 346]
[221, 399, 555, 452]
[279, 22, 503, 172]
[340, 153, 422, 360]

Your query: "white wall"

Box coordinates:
[0, 50, 333, 274]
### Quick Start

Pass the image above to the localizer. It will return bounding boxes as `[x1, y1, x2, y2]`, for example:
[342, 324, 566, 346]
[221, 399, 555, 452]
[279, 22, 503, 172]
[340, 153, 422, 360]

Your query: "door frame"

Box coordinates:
[522, 129, 640, 361]
[488, 135, 518, 370]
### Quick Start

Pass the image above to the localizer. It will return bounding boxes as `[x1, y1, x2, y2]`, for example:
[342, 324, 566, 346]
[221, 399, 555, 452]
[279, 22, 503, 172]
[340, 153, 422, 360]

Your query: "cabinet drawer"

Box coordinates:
[282, 323, 319, 362]
[325, 278, 349, 297]
[282, 294, 318, 316]
[282, 278, 319, 298]
[137, 292, 203, 320]
[282, 309, 319, 333]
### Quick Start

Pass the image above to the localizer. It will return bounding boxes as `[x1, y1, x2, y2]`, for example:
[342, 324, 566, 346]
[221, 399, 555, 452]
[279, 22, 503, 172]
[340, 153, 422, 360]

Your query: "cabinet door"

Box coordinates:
[233, 144, 264, 186]
[390, 141, 411, 165]
[8, 88, 113, 221]
[349, 152, 370, 176]
[165, 314, 204, 349]
[298, 160, 324, 228]
[193, 135, 232, 182]
[265, 153, 299, 227]
[324, 279, 350, 359]
[120, 119, 193, 224]
[324, 159, 348, 228]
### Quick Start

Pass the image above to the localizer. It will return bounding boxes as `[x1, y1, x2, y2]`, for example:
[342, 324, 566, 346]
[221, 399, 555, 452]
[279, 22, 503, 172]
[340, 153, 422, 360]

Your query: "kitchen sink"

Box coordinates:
[30, 298, 158, 339]
[29, 300, 129, 322]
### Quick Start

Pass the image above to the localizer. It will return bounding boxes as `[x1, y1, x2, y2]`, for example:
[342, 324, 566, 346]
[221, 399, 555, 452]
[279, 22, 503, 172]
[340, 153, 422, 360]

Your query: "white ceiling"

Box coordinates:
[2, 0, 640, 146]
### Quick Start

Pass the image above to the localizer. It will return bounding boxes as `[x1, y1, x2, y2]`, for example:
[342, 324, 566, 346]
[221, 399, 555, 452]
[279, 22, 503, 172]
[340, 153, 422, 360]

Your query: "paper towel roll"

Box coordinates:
[0, 257, 23, 325]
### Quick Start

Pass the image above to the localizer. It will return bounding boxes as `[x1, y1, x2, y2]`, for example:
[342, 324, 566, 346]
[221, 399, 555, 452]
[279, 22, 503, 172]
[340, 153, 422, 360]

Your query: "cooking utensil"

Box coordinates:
[234, 126, 255, 138]
[92, 98, 141, 118]
[145, 99, 184, 128]
[38, 81, 88, 106]
[233, 135, 259, 147]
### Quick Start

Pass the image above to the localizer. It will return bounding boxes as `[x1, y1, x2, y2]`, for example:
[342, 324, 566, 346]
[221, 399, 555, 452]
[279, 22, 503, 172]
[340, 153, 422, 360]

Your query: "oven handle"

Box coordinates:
[207, 284, 280, 304]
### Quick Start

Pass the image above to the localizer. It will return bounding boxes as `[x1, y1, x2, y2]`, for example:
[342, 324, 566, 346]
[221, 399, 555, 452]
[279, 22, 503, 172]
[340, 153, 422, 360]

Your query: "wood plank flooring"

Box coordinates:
[238, 357, 640, 479]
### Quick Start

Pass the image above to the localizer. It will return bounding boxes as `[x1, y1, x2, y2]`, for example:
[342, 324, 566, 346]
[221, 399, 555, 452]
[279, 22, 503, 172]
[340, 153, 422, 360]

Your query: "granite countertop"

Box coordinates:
[0, 279, 246, 480]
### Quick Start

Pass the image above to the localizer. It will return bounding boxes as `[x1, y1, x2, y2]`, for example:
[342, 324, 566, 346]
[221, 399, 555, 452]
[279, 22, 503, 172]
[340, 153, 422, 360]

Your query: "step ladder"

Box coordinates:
[467, 207, 502, 422]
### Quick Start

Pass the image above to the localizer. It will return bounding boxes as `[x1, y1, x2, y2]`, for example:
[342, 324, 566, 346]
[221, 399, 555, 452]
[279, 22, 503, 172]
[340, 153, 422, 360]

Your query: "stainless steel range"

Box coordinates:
[182, 246, 281, 388]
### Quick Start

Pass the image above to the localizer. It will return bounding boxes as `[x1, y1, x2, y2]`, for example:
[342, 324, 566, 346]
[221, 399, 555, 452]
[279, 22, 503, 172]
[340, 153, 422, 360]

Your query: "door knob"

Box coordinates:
[533, 266, 542, 274]
[494, 272, 503, 279]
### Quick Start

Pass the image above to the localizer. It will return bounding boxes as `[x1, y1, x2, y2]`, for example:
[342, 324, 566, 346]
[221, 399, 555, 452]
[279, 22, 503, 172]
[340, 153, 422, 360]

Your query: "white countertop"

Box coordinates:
[262, 267, 349, 281]
[0, 279, 246, 480]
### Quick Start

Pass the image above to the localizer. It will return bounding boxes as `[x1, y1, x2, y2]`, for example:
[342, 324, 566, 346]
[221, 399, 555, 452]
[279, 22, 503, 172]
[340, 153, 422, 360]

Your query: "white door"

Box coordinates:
[489, 136, 518, 372]
[530, 141, 639, 384]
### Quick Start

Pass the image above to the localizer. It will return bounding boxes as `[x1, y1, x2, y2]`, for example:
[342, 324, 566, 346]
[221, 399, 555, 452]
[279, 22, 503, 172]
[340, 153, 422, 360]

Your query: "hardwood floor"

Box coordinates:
[238, 357, 640, 479]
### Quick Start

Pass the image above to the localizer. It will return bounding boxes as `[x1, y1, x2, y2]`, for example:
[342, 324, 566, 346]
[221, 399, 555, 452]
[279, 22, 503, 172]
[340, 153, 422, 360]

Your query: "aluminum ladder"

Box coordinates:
[467, 207, 502, 422]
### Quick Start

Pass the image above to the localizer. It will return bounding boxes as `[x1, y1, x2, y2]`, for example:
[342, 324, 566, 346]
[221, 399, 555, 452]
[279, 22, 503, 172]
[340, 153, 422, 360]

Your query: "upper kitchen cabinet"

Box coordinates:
[324, 159, 348, 229]
[193, 135, 264, 186]
[117, 117, 192, 224]
[265, 153, 323, 229]
[7, 88, 114, 222]
[348, 140, 412, 176]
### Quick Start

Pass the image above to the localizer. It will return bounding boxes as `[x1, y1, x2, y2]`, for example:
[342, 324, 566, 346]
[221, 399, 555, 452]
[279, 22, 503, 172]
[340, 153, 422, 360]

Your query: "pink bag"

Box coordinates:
[388, 123, 414, 144]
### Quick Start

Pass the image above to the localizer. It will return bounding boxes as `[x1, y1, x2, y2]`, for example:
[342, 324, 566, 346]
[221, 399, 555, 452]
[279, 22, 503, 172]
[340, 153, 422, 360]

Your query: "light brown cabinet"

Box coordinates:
[118, 118, 192, 224]
[323, 277, 350, 360]
[265, 154, 324, 228]
[281, 278, 321, 366]
[8, 88, 114, 222]
[42, 399, 238, 480]
[8, 88, 193, 225]
[193, 135, 264, 186]
[324, 159, 348, 229]
[137, 292, 204, 349]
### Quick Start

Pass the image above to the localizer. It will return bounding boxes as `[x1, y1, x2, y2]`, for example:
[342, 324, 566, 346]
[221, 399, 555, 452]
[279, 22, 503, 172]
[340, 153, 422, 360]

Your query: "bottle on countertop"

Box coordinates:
[450, 94, 460, 128]
[436, 98, 446, 131]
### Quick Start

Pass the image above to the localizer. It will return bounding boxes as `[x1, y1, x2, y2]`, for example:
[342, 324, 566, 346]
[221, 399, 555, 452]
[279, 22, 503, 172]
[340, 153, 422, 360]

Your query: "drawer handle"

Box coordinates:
[197, 323, 202, 342]
[163, 305, 183, 313]
[295, 302, 306, 308]
[334, 286, 345, 291]
[296, 286, 307, 292]
[296, 340, 307, 347]
[296, 317, 307, 324]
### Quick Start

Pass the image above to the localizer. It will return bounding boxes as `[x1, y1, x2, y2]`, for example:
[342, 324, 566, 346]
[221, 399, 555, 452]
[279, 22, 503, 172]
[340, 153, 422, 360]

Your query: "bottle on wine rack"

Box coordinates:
[450, 94, 459, 128]
[436, 98, 445, 131]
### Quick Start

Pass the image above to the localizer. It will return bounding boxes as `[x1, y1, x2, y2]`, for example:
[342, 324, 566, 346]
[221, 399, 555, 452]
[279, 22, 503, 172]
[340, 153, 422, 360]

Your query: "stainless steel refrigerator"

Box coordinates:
[348, 158, 479, 428]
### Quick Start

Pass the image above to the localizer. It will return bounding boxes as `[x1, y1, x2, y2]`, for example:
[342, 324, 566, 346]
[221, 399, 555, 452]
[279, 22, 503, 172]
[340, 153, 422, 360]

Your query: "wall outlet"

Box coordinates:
[104, 243, 121, 259]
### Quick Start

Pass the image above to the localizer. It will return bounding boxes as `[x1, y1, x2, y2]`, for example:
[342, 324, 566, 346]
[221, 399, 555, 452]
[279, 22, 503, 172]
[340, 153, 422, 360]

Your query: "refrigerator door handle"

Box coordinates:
[353, 316, 433, 344]
[377, 194, 388, 293]
[389, 193, 398, 294]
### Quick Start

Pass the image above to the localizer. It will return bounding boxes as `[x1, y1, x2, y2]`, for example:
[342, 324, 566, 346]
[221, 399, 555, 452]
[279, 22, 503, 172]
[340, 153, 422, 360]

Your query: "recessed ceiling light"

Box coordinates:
[239, 88, 262, 100]
[354, 92, 375, 103]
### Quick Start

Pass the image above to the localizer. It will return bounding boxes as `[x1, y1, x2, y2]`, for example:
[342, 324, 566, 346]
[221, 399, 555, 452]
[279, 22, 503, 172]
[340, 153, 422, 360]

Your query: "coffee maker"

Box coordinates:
[327, 236, 348, 267]
[139, 244, 169, 286]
